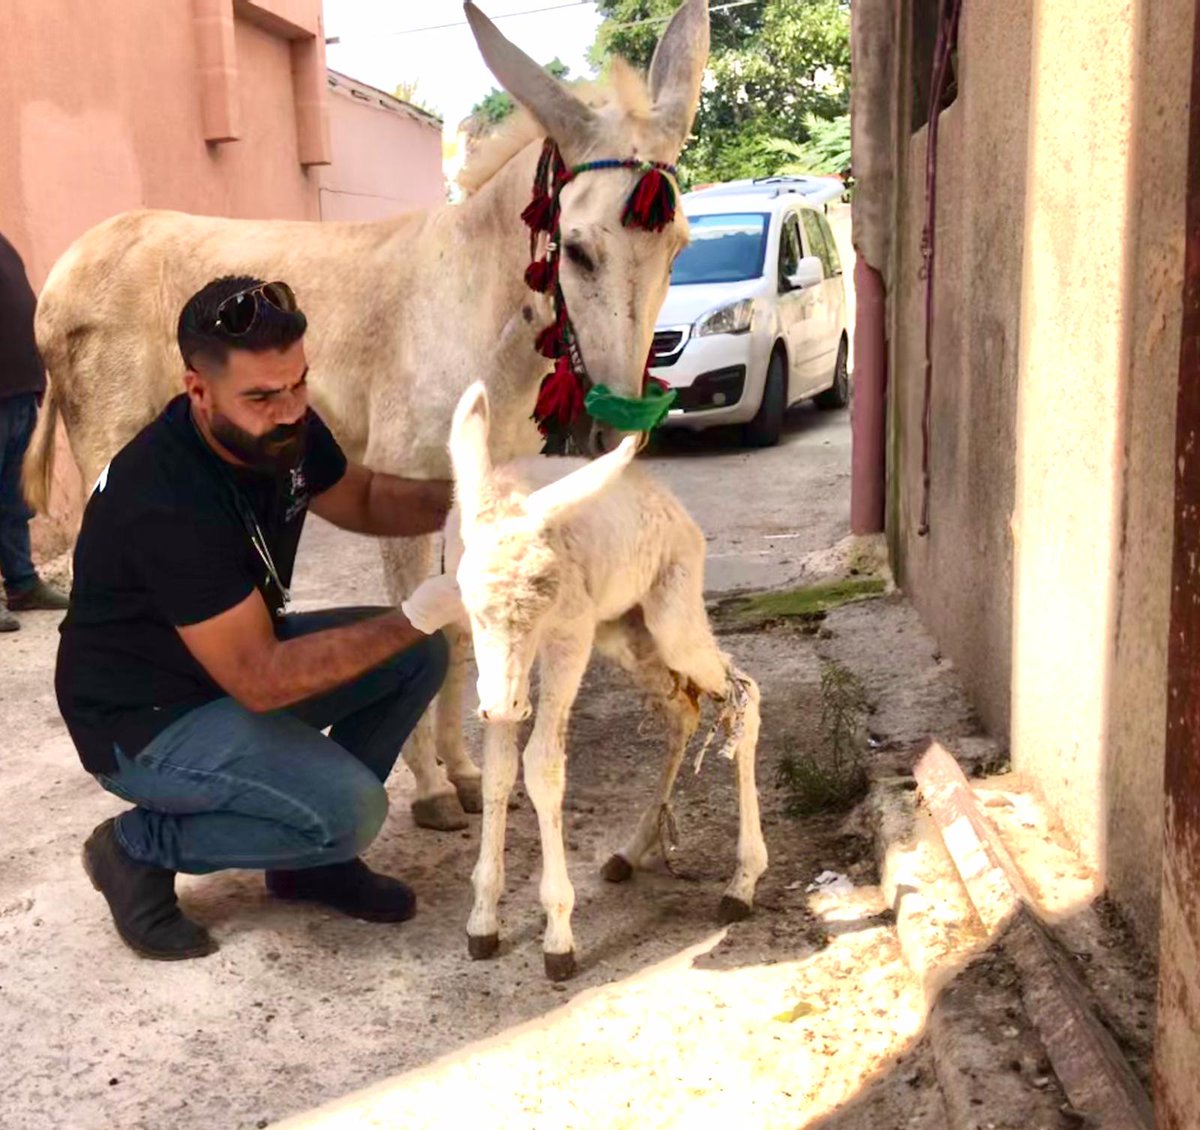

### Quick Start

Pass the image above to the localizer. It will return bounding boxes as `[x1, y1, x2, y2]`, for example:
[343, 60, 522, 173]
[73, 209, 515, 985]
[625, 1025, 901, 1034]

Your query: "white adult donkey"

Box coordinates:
[448, 382, 768, 981]
[24, 1, 710, 831]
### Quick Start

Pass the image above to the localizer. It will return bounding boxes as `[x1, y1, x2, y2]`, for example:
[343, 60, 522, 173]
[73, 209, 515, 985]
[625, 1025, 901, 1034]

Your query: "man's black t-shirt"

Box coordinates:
[56, 394, 347, 774]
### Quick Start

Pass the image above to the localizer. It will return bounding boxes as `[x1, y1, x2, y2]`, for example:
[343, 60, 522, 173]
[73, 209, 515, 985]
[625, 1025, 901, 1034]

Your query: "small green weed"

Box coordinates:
[776, 661, 871, 815]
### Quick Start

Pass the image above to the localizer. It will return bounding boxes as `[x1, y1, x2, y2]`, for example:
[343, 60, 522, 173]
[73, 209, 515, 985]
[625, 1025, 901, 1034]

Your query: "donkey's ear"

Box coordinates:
[648, 0, 710, 146]
[449, 382, 493, 526]
[465, 3, 597, 148]
[526, 434, 639, 527]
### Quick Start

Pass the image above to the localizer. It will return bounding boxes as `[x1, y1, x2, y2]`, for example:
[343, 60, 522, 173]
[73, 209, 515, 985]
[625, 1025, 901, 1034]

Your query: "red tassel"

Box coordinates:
[534, 309, 568, 359]
[521, 193, 556, 233]
[621, 168, 677, 232]
[535, 356, 585, 431]
[524, 257, 557, 293]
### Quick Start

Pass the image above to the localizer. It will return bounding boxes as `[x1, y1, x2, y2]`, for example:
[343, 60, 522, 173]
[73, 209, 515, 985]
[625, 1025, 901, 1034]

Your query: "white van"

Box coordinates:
[651, 178, 849, 447]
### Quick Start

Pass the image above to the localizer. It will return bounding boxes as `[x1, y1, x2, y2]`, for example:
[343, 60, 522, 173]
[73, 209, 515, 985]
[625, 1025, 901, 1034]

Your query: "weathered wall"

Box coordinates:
[1105, 0, 1191, 945]
[318, 72, 445, 221]
[886, 0, 1032, 737]
[881, 0, 1191, 945]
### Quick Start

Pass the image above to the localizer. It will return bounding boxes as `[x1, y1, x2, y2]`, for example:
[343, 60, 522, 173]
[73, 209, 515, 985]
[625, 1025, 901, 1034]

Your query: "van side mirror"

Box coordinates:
[786, 256, 825, 291]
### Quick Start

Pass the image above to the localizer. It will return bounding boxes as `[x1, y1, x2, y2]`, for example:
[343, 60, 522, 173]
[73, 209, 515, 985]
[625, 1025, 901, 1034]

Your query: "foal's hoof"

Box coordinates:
[467, 932, 500, 960]
[717, 895, 753, 924]
[454, 777, 484, 814]
[600, 854, 634, 884]
[544, 949, 577, 982]
[411, 793, 469, 831]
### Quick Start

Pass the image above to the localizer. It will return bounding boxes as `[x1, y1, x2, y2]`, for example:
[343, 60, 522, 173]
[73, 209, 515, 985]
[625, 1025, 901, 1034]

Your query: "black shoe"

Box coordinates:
[7, 577, 69, 612]
[82, 818, 217, 960]
[266, 858, 417, 923]
[0, 603, 17, 632]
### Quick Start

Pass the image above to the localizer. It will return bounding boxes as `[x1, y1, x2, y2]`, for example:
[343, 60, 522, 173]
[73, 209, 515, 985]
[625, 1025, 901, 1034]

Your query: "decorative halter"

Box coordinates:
[522, 139, 680, 444]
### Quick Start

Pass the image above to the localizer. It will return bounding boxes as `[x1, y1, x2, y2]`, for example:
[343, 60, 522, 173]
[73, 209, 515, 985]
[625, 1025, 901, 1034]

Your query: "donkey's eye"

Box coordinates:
[564, 243, 596, 273]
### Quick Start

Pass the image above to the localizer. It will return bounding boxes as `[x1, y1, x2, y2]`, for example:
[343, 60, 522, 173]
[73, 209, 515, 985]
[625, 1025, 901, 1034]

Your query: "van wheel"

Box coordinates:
[815, 337, 849, 410]
[743, 351, 786, 448]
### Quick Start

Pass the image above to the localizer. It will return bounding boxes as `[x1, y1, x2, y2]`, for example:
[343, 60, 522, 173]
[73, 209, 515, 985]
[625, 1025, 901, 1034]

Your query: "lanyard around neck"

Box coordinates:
[188, 409, 291, 617]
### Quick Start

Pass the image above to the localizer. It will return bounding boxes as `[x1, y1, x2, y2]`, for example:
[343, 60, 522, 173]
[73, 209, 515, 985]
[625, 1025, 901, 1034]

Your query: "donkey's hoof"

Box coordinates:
[467, 932, 500, 960]
[717, 895, 753, 924]
[454, 777, 484, 814]
[544, 949, 577, 982]
[601, 854, 634, 884]
[411, 793, 469, 831]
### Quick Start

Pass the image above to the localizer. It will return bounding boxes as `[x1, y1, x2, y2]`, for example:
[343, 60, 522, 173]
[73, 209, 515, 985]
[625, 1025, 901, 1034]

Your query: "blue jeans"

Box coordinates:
[95, 608, 449, 874]
[0, 392, 38, 596]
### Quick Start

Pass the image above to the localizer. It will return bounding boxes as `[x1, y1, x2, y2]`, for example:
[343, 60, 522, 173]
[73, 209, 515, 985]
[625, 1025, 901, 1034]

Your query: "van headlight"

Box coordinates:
[694, 298, 755, 337]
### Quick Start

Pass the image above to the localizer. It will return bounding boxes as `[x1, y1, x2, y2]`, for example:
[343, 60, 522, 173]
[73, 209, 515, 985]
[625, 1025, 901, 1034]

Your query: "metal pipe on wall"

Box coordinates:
[850, 254, 887, 534]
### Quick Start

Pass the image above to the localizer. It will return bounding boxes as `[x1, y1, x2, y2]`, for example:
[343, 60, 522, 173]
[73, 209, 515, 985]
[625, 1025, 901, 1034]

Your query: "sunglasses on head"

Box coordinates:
[213, 281, 298, 336]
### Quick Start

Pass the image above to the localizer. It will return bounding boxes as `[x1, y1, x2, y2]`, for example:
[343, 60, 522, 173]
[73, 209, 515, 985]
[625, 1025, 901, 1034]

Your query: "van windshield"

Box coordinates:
[671, 213, 769, 285]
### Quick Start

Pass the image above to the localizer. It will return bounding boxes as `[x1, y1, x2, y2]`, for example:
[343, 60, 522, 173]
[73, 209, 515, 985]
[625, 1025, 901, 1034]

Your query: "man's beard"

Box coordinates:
[210, 412, 309, 475]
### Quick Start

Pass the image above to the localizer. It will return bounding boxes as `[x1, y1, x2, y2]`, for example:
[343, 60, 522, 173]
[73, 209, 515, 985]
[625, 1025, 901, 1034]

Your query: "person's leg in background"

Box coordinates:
[0, 391, 68, 627]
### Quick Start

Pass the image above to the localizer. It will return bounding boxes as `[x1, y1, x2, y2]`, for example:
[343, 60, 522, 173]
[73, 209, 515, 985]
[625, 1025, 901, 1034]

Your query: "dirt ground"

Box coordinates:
[2, 403, 994, 1129]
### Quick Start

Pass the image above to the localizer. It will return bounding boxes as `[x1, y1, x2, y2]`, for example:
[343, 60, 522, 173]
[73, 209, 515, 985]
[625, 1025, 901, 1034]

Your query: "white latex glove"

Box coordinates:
[401, 573, 467, 635]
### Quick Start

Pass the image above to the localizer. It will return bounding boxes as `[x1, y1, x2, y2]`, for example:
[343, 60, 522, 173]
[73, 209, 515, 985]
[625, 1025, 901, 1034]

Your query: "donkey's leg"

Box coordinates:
[378, 535, 467, 831]
[593, 617, 701, 882]
[522, 629, 593, 981]
[642, 564, 769, 920]
[436, 623, 483, 813]
[466, 719, 519, 959]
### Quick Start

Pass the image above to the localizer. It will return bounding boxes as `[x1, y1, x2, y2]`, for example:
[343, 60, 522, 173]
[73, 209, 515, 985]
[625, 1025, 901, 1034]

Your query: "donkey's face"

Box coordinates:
[449, 383, 638, 721]
[466, 0, 710, 456]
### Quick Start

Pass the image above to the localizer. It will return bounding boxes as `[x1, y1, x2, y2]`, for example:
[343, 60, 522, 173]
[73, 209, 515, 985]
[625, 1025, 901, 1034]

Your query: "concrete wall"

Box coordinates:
[871, 0, 1192, 942]
[319, 73, 445, 221]
[1102, 0, 1191, 947]
[885, 0, 1033, 738]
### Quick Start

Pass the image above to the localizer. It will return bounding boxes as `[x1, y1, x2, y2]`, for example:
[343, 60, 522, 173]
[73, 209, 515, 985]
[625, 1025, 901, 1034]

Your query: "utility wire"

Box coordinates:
[331, 0, 760, 40]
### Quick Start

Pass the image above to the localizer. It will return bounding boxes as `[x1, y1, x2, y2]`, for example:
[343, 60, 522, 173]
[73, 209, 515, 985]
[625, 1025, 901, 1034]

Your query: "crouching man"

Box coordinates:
[56, 276, 464, 960]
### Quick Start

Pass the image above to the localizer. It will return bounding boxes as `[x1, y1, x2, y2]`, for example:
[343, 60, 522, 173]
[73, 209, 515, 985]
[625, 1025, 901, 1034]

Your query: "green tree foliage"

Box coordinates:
[469, 57, 571, 129]
[590, 0, 850, 185]
[392, 81, 440, 119]
[766, 113, 851, 176]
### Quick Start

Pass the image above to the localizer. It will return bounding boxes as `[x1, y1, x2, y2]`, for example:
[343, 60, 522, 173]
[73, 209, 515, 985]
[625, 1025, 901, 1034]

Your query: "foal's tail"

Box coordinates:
[22, 379, 58, 514]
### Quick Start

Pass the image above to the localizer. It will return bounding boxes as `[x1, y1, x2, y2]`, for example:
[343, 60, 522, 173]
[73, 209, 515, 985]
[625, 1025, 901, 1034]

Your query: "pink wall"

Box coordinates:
[0, 0, 329, 290]
[0, 2, 443, 559]
[318, 72, 445, 221]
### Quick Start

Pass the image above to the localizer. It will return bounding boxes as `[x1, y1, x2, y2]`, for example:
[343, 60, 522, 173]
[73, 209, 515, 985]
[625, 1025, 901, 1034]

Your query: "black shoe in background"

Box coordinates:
[266, 858, 417, 923]
[7, 576, 69, 612]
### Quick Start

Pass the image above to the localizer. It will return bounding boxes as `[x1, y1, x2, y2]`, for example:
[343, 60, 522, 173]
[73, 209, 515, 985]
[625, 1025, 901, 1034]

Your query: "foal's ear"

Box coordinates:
[449, 382, 493, 525]
[465, 2, 597, 150]
[526, 434, 639, 527]
[648, 0, 710, 148]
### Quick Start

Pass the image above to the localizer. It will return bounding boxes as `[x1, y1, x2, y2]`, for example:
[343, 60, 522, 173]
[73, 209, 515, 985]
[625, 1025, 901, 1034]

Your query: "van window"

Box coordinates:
[817, 213, 842, 276]
[778, 213, 802, 286]
[800, 211, 834, 279]
[670, 213, 770, 285]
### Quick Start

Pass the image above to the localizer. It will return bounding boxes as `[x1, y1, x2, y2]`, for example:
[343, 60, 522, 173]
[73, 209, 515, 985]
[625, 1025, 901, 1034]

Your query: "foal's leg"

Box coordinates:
[642, 563, 769, 921]
[522, 628, 594, 981]
[593, 617, 702, 882]
[466, 719, 519, 959]
[378, 535, 468, 830]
